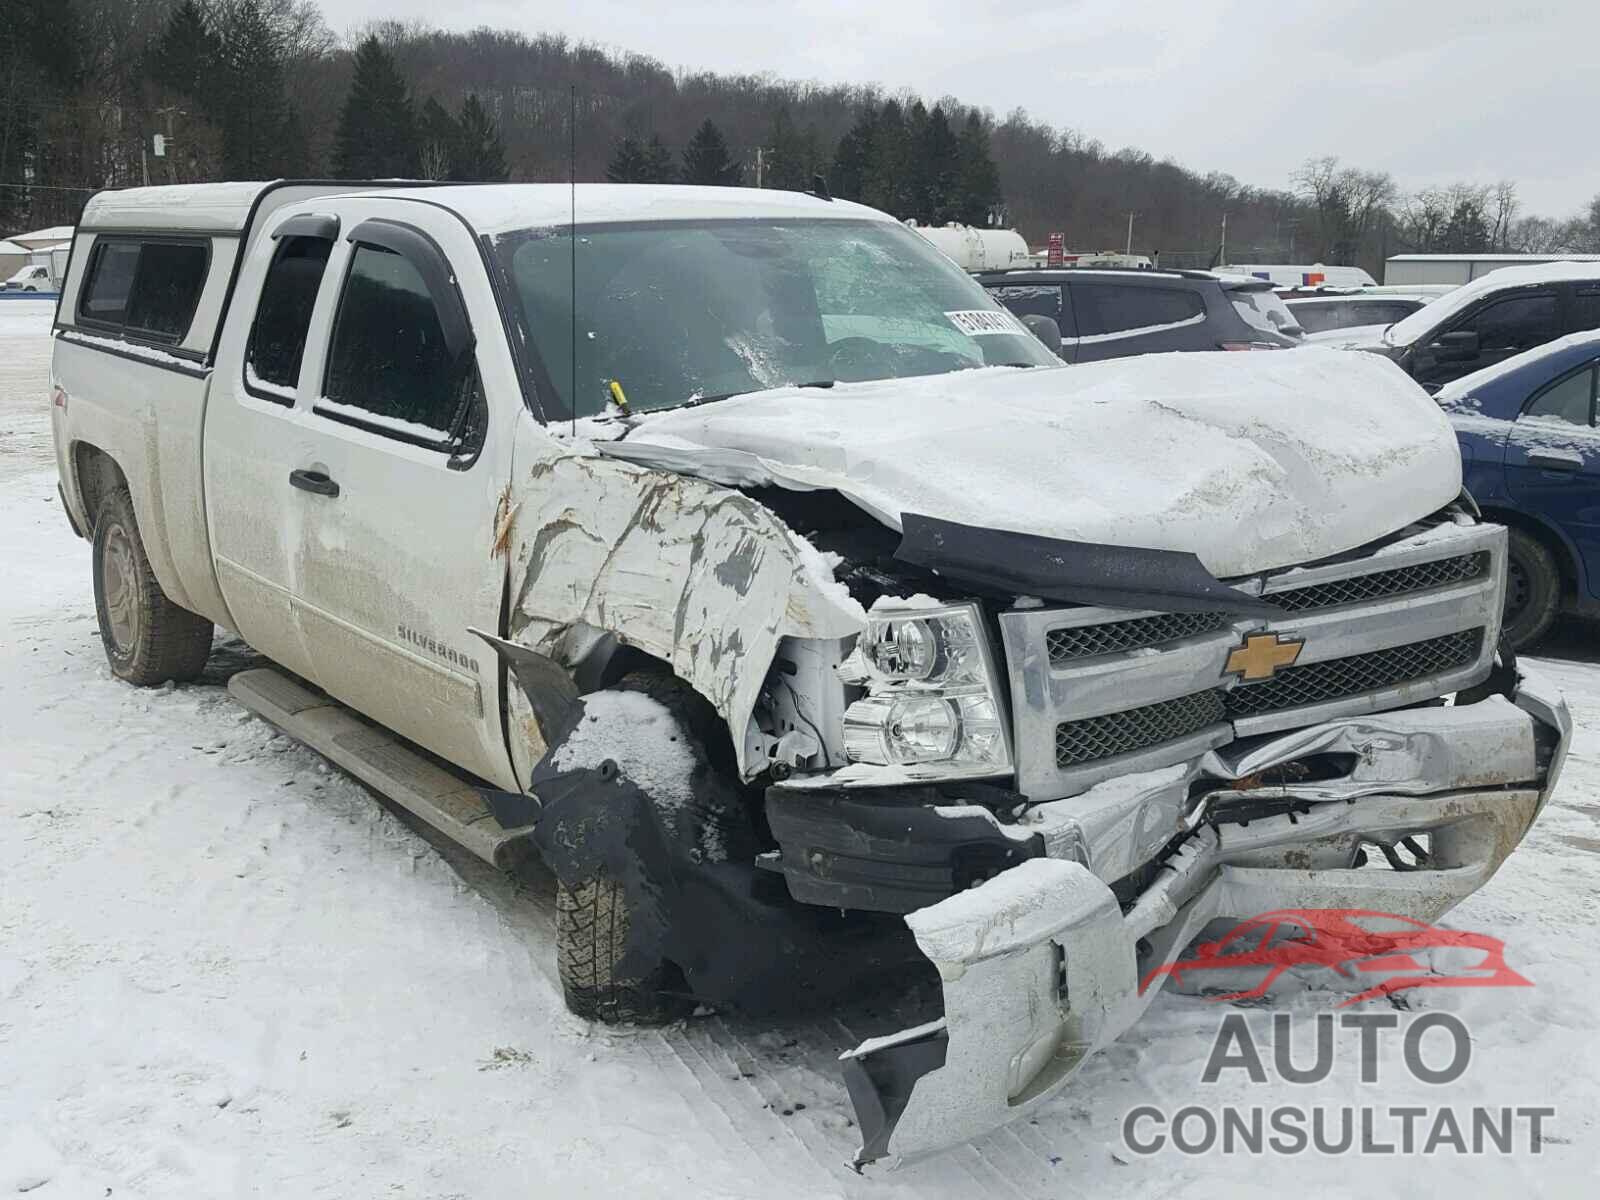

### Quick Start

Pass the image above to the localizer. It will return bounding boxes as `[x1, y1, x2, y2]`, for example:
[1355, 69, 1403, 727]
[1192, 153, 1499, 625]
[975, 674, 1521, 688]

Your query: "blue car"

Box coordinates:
[1440, 330, 1600, 648]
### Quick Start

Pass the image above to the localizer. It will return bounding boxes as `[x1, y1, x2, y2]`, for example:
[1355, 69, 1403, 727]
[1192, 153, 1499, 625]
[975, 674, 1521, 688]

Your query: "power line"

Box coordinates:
[0, 181, 98, 192]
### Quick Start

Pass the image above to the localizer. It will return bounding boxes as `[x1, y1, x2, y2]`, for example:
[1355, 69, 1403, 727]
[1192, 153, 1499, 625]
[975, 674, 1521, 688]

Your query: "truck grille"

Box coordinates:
[1223, 629, 1484, 717]
[1047, 611, 1228, 663]
[1055, 690, 1225, 767]
[1268, 552, 1487, 613]
[1055, 628, 1485, 768]
[1007, 522, 1506, 799]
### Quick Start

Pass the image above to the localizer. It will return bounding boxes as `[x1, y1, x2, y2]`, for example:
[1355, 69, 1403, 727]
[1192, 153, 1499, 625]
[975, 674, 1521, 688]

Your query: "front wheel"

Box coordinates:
[556, 876, 693, 1025]
[92, 486, 213, 684]
[1500, 528, 1560, 652]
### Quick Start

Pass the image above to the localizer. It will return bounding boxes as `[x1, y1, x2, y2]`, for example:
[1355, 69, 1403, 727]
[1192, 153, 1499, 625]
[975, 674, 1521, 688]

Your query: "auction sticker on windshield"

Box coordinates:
[944, 309, 1028, 336]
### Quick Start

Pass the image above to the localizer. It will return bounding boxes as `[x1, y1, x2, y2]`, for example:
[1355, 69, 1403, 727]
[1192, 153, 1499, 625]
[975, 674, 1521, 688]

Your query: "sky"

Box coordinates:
[314, 0, 1597, 218]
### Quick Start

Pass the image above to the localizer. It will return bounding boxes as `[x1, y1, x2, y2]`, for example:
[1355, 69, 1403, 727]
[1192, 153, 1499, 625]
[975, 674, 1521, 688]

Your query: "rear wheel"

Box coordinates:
[1500, 528, 1560, 652]
[92, 487, 213, 684]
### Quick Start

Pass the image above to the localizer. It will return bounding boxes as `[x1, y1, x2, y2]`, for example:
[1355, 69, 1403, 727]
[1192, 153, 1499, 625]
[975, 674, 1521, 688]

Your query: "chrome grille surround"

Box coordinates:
[1002, 521, 1506, 800]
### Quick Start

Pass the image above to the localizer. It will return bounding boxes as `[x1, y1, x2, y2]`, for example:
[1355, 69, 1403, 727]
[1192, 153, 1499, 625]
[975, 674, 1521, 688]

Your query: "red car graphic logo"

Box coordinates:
[1141, 909, 1532, 1007]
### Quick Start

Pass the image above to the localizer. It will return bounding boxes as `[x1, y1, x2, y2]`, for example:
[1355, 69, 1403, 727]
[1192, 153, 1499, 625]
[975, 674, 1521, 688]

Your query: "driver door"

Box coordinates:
[284, 200, 520, 789]
[1412, 289, 1558, 390]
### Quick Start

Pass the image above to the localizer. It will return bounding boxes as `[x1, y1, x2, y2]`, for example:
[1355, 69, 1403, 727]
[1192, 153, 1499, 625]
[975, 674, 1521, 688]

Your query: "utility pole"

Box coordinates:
[1125, 211, 1136, 255]
[1220, 211, 1228, 266]
[156, 106, 183, 183]
[754, 146, 769, 188]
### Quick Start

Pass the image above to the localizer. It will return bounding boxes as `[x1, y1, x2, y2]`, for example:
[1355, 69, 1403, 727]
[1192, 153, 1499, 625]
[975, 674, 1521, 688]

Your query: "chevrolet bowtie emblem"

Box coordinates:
[1224, 633, 1305, 681]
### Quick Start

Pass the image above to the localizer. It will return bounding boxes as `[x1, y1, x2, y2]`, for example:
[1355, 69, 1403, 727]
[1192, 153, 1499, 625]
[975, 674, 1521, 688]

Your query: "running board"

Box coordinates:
[228, 667, 530, 868]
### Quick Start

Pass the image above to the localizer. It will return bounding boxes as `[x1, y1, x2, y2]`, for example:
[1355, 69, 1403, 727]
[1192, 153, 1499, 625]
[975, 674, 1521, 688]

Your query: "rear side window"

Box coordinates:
[321, 244, 466, 442]
[1073, 284, 1204, 337]
[77, 237, 208, 343]
[245, 235, 333, 402]
[1523, 365, 1596, 427]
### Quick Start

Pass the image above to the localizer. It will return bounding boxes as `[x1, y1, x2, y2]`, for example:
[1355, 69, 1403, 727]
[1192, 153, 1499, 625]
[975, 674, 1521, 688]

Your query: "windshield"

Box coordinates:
[1230, 289, 1304, 340]
[496, 218, 1057, 420]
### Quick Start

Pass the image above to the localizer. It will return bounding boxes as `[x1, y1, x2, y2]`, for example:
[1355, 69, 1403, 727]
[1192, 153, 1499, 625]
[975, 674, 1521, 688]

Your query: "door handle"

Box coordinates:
[289, 468, 340, 497]
[1527, 451, 1582, 472]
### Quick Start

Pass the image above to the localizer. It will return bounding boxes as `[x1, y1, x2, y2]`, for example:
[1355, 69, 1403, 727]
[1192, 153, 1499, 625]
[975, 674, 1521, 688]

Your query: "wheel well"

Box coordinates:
[1479, 507, 1577, 593]
[71, 443, 126, 537]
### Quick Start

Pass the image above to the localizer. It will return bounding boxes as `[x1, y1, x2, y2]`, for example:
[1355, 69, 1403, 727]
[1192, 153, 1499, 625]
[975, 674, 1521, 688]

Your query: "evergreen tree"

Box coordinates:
[149, 0, 218, 103]
[334, 36, 419, 179]
[918, 105, 963, 223]
[954, 111, 1002, 226]
[640, 133, 676, 183]
[764, 107, 823, 192]
[451, 94, 507, 181]
[215, 0, 291, 178]
[606, 135, 648, 183]
[863, 100, 910, 216]
[831, 108, 877, 203]
[681, 119, 742, 186]
[418, 96, 459, 180]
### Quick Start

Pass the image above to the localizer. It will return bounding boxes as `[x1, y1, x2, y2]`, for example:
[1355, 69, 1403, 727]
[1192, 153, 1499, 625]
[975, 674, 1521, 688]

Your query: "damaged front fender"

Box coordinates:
[501, 418, 864, 780]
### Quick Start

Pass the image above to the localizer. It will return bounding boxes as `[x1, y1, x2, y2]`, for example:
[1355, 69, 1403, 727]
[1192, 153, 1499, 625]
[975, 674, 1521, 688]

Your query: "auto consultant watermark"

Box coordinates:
[1121, 910, 1554, 1158]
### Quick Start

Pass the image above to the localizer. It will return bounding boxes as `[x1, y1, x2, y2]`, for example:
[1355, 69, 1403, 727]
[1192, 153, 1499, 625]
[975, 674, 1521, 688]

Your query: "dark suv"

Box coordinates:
[976, 267, 1304, 361]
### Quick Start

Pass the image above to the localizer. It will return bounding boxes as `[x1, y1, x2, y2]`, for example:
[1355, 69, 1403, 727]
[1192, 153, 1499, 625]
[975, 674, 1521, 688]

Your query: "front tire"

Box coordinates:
[1500, 528, 1560, 652]
[92, 486, 213, 684]
[556, 876, 693, 1025]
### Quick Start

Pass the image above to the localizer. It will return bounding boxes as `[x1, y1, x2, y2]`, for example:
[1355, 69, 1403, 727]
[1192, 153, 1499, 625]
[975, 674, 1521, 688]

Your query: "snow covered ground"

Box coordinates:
[2, 296, 1597, 1197]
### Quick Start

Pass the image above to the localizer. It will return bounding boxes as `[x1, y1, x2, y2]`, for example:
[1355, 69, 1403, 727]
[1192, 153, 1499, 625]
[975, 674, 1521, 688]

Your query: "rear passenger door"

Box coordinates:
[1065, 282, 1208, 360]
[1504, 359, 1600, 594]
[286, 202, 517, 787]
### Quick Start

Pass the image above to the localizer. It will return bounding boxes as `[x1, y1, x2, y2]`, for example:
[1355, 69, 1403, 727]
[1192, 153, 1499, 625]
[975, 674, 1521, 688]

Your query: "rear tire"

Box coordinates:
[555, 876, 693, 1025]
[1500, 528, 1560, 652]
[92, 486, 213, 684]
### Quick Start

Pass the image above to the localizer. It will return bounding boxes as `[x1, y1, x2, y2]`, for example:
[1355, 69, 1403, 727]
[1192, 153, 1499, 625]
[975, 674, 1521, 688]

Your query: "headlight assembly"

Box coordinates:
[839, 602, 1013, 774]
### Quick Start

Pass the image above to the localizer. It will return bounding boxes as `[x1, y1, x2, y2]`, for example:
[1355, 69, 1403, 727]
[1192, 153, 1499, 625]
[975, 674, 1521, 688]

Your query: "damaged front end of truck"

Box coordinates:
[492, 350, 1571, 1167]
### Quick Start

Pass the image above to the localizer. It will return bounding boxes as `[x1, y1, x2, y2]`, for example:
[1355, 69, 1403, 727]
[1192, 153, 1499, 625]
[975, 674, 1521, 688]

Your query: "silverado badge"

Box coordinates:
[1224, 632, 1304, 681]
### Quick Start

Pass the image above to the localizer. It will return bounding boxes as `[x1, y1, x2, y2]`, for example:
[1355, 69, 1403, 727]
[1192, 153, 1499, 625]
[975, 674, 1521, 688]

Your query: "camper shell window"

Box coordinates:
[76, 236, 210, 345]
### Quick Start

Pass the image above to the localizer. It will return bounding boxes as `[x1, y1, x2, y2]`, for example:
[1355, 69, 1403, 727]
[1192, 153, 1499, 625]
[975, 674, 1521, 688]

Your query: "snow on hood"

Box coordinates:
[1304, 322, 1391, 349]
[1385, 260, 1600, 348]
[597, 348, 1462, 579]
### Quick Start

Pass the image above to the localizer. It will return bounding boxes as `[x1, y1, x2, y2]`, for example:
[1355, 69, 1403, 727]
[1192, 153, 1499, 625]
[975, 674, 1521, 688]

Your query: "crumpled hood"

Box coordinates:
[597, 347, 1462, 578]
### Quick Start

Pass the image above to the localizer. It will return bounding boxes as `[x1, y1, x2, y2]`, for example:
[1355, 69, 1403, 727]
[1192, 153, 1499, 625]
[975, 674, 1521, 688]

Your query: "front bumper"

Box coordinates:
[840, 667, 1570, 1165]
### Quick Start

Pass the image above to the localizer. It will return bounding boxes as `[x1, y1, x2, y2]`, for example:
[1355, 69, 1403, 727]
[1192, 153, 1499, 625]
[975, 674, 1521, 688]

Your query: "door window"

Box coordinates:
[989, 284, 1062, 321]
[321, 243, 470, 445]
[1073, 284, 1204, 338]
[1457, 292, 1558, 353]
[245, 235, 333, 403]
[1522, 364, 1597, 427]
[1573, 289, 1600, 334]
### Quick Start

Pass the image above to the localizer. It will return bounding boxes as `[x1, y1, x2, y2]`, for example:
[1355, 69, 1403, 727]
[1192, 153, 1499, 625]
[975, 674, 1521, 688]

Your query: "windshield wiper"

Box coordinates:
[677, 379, 836, 410]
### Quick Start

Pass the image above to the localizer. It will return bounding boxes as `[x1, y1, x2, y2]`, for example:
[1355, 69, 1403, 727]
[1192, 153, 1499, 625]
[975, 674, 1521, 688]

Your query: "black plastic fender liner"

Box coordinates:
[523, 696, 932, 1013]
[895, 512, 1282, 617]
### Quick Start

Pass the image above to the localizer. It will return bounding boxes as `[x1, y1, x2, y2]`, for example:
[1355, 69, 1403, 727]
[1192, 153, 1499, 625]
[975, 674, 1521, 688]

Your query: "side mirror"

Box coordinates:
[1021, 313, 1063, 357]
[1429, 330, 1480, 361]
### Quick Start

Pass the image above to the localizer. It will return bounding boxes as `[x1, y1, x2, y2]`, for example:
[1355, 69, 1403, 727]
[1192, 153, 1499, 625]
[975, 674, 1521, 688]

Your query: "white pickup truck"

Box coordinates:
[50, 180, 1570, 1165]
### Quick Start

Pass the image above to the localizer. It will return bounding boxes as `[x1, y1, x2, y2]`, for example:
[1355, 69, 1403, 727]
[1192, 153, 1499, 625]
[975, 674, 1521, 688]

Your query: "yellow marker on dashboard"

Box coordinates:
[608, 379, 630, 415]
